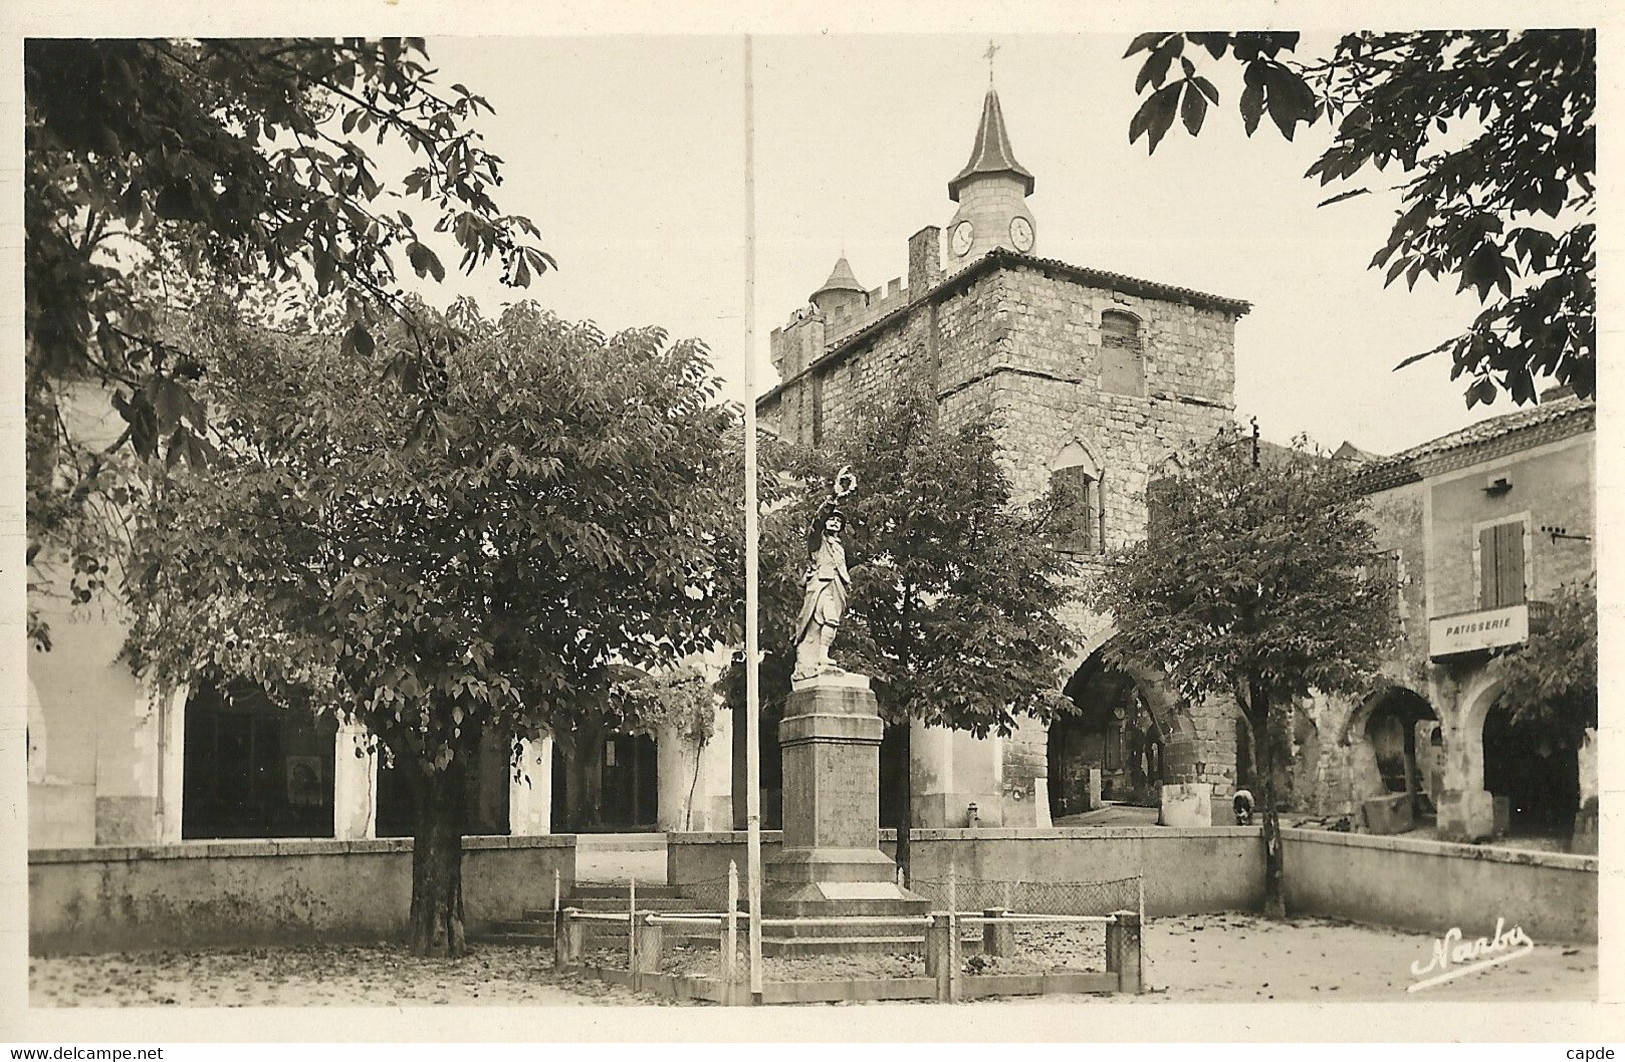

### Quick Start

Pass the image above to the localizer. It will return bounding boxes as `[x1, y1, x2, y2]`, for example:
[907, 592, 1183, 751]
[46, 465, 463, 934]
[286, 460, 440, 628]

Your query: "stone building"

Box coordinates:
[754, 84, 1252, 829]
[1292, 391, 1596, 850]
[26, 392, 738, 850]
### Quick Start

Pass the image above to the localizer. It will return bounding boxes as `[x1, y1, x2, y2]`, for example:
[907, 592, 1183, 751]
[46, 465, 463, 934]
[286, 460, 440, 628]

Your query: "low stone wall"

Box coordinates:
[29, 835, 575, 954]
[905, 828, 1265, 916]
[669, 827, 1261, 915]
[1280, 828, 1597, 943]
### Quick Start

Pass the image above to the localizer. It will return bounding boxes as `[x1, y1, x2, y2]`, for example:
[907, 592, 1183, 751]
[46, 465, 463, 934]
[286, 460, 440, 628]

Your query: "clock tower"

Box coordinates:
[945, 85, 1036, 270]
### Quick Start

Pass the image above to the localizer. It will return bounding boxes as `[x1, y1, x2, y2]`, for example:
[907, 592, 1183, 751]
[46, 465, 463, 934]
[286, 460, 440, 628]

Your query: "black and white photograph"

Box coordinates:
[6, 5, 1615, 1047]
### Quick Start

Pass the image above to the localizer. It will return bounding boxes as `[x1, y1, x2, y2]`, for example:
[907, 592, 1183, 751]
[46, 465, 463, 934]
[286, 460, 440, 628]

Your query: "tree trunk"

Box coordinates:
[896, 722, 912, 886]
[1251, 704, 1286, 919]
[409, 757, 469, 956]
[685, 737, 707, 831]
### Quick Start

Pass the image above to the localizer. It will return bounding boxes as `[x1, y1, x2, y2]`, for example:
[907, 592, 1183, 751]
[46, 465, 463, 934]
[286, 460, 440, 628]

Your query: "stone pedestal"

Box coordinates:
[764, 673, 928, 949]
[1159, 782, 1212, 827]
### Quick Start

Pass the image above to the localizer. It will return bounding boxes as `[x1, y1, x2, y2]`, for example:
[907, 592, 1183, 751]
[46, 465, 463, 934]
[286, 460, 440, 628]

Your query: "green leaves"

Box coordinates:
[121, 297, 742, 793]
[1092, 426, 1398, 716]
[1125, 29, 1596, 404]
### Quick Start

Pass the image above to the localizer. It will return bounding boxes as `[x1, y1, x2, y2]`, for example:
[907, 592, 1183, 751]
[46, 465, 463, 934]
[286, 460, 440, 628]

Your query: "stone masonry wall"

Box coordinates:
[760, 259, 1246, 813]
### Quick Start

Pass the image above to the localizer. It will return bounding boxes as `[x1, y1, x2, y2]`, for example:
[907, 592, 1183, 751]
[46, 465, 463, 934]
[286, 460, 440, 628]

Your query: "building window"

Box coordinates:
[1100, 311, 1145, 396]
[1377, 549, 1408, 616]
[1049, 464, 1100, 553]
[1478, 521, 1526, 608]
[1146, 476, 1174, 543]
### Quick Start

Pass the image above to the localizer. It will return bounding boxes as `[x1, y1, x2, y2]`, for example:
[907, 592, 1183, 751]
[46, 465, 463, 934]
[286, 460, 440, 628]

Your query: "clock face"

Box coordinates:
[1009, 216, 1034, 252]
[951, 220, 974, 257]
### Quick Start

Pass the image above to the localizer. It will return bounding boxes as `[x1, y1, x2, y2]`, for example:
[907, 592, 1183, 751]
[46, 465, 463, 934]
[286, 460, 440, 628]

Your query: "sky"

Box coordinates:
[408, 32, 1524, 456]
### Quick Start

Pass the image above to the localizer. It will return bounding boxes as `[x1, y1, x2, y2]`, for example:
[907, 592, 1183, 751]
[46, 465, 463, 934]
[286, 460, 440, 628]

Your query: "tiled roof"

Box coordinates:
[949, 89, 1035, 201]
[813, 256, 866, 297]
[1350, 393, 1594, 493]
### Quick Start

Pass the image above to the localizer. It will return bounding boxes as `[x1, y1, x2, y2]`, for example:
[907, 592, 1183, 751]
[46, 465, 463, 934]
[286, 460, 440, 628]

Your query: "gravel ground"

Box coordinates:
[30, 944, 661, 1007]
[31, 914, 1596, 1006]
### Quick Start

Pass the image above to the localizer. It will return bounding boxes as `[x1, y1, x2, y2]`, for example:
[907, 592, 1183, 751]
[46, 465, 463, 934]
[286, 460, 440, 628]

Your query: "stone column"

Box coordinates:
[1573, 727, 1598, 854]
[154, 685, 188, 844]
[509, 735, 553, 836]
[911, 719, 1003, 827]
[333, 721, 376, 841]
[1433, 668, 1498, 843]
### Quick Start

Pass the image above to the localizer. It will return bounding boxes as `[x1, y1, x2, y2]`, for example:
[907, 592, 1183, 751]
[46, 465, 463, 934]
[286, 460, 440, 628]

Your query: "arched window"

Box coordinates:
[1146, 454, 1181, 543]
[1100, 310, 1145, 396]
[1050, 465, 1098, 552]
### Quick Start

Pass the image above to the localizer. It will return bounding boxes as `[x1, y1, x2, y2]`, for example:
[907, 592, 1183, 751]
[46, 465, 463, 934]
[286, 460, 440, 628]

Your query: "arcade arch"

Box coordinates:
[1047, 642, 1193, 820]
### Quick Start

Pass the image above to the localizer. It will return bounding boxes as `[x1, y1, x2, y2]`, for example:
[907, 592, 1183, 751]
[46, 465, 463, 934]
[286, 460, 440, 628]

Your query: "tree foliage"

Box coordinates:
[123, 297, 740, 952]
[1127, 30, 1595, 406]
[25, 37, 552, 593]
[1091, 425, 1398, 913]
[1494, 576, 1596, 747]
[744, 391, 1075, 874]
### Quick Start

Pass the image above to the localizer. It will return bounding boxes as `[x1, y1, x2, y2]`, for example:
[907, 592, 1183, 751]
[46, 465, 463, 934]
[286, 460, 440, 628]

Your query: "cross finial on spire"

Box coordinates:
[984, 40, 1000, 85]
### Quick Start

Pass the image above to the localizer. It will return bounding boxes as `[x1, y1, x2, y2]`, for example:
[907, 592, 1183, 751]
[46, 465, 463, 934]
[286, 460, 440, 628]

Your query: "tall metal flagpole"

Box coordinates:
[741, 32, 765, 1002]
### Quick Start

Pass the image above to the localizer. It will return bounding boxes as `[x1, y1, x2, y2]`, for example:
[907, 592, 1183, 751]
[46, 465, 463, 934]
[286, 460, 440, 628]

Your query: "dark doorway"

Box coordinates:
[1048, 651, 1166, 820]
[182, 681, 337, 839]
[551, 731, 658, 831]
[1483, 701, 1580, 838]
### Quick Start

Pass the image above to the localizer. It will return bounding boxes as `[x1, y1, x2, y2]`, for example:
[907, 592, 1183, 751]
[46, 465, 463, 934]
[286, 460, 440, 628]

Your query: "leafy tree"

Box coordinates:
[26, 38, 551, 640]
[1091, 426, 1398, 916]
[124, 298, 741, 955]
[1127, 31, 1595, 406]
[549, 663, 721, 831]
[1493, 576, 1597, 748]
[750, 391, 1076, 880]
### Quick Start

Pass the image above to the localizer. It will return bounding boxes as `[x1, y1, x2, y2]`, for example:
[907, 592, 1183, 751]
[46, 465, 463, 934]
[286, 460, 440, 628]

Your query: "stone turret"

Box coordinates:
[945, 88, 1037, 269]
[810, 256, 868, 319]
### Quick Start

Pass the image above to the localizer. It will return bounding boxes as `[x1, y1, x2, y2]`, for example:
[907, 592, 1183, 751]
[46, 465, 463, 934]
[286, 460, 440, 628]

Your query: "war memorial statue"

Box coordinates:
[765, 467, 927, 948]
[792, 467, 856, 681]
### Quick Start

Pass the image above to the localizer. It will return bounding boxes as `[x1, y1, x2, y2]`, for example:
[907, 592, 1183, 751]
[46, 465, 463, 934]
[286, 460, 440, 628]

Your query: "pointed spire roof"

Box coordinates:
[949, 88, 1034, 202]
[812, 256, 866, 297]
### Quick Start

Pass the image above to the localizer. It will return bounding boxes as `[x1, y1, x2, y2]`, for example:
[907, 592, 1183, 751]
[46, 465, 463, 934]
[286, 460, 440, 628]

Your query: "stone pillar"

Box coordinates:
[1158, 782, 1213, 827]
[509, 735, 553, 836]
[657, 706, 733, 833]
[766, 673, 925, 915]
[910, 719, 1002, 828]
[1438, 788, 1496, 843]
[154, 685, 188, 844]
[333, 721, 377, 841]
[691, 702, 735, 831]
[1572, 727, 1598, 854]
[1431, 665, 1502, 843]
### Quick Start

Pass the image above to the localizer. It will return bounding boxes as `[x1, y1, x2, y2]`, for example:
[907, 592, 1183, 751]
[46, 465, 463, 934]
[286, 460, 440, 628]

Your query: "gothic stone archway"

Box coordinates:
[1047, 643, 1195, 820]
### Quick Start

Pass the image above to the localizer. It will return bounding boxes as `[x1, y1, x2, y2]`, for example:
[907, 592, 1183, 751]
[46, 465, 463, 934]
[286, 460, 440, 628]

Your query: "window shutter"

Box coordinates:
[1479, 526, 1499, 606]
[1496, 522, 1525, 606]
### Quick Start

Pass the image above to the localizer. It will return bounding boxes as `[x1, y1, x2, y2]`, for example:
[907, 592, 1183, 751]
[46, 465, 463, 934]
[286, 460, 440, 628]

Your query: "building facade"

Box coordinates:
[1294, 393, 1596, 850]
[753, 84, 1253, 829]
